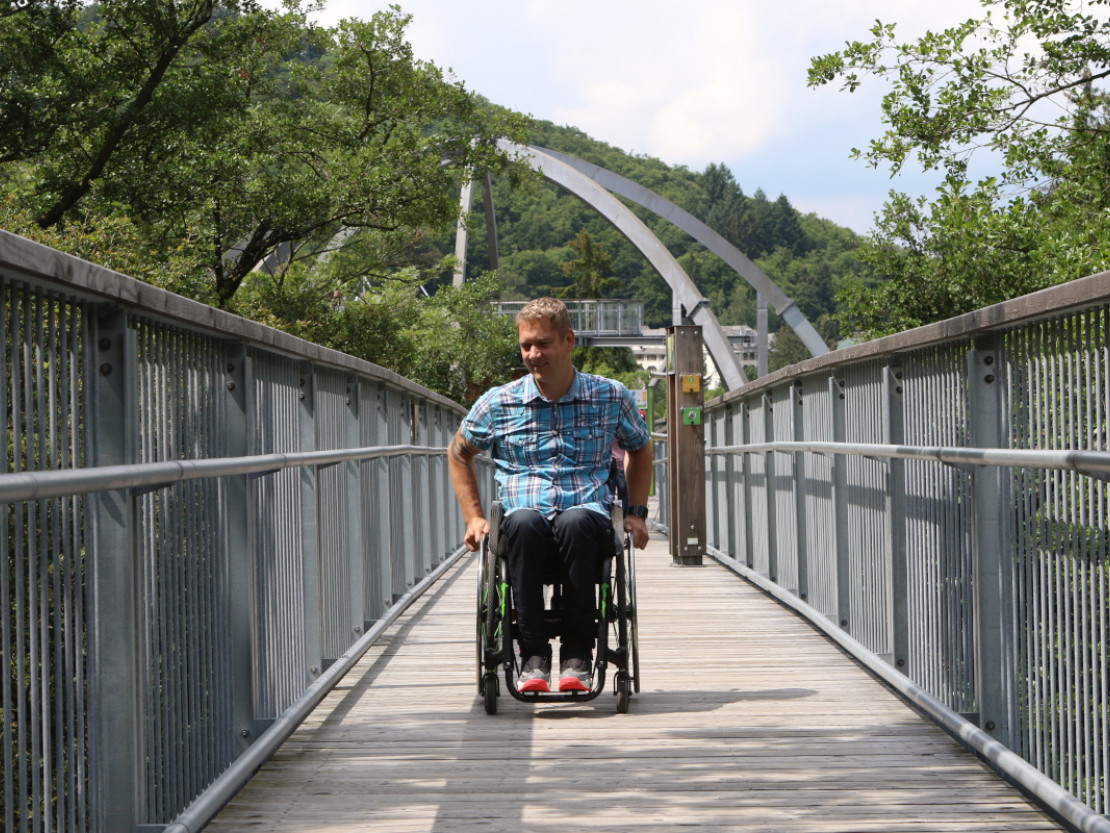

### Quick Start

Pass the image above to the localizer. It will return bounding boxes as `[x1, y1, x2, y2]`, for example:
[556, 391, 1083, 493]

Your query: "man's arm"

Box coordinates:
[448, 429, 490, 551]
[622, 440, 653, 549]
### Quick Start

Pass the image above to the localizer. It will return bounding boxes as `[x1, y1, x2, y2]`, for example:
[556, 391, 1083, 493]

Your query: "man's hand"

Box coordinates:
[624, 515, 649, 550]
[464, 516, 490, 552]
[449, 429, 489, 551]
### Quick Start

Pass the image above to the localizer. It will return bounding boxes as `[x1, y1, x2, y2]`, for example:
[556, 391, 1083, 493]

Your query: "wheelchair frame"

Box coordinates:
[476, 502, 640, 714]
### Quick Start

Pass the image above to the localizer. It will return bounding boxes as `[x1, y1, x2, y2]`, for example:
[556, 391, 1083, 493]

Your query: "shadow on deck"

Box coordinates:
[205, 534, 1064, 833]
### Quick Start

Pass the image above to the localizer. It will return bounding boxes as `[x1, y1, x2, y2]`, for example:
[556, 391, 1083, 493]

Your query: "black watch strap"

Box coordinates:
[628, 504, 648, 519]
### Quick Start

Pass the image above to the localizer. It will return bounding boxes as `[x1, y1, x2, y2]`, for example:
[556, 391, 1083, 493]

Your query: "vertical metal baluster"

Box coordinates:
[21, 289, 38, 833]
[154, 323, 170, 820]
[61, 299, 81, 833]
[46, 296, 63, 833]
[1065, 317, 1079, 798]
[1036, 322, 1050, 775]
[1052, 322, 1066, 788]
[13, 285, 30, 833]
[135, 322, 152, 818]
[1037, 322, 1052, 779]
[1086, 309, 1100, 810]
[1, 281, 15, 833]
[134, 322, 149, 818]
[1062, 321, 1077, 795]
[1077, 314, 1092, 805]
[1100, 304, 1110, 813]
[139, 321, 153, 818]
[1013, 331, 1028, 755]
[163, 323, 178, 819]
[185, 330, 200, 805]
[1015, 331, 1033, 760]
[181, 329, 194, 801]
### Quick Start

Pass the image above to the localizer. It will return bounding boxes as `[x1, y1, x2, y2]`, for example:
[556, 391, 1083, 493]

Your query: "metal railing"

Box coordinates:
[0, 231, 491, 833]
[493, 299, 644, 337]
[700, 271, 1110, 831]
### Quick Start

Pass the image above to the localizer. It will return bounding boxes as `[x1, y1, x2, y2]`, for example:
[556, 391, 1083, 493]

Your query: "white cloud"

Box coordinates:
[288, 0, 989, 232]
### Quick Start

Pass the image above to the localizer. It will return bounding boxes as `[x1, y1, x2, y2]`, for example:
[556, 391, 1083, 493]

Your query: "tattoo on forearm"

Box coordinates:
[449, 432, 477, 464]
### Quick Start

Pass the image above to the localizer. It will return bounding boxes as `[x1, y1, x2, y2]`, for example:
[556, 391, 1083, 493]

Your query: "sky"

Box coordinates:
[306, 0, 988, 235]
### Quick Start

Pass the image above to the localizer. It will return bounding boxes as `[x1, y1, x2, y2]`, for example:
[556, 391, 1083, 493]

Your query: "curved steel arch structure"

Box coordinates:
[454, 142, 829, 390]
[535, 147, 829, 359]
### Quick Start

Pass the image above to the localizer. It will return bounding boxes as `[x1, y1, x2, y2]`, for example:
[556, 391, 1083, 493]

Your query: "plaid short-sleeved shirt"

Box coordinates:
[461, 370, 650, 519]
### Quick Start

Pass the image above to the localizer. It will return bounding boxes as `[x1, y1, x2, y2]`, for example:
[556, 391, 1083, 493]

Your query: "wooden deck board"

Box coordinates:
[205, 536, 1065, 833]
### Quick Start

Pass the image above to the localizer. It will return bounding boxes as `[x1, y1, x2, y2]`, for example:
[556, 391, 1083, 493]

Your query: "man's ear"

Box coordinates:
[567, 329, 576, 348]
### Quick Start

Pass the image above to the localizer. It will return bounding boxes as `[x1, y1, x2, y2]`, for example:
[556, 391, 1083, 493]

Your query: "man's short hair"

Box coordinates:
[515, 297, 571, 335]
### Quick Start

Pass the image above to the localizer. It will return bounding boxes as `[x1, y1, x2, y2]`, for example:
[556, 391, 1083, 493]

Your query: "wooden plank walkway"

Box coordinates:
[207, 535, 1064, 833]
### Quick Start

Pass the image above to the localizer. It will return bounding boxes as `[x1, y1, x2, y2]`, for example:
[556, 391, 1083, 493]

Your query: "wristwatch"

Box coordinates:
[627, 504, 649, 519]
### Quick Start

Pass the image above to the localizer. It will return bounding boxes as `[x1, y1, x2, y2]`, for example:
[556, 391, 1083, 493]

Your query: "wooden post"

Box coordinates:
[666, 326, 706, 566]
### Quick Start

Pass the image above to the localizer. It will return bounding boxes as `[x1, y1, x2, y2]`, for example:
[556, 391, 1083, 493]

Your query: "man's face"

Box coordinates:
[518, 317, 574, 391]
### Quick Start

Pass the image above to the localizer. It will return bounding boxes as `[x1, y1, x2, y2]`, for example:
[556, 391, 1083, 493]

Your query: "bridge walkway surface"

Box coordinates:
[205, 534, 1065, 833]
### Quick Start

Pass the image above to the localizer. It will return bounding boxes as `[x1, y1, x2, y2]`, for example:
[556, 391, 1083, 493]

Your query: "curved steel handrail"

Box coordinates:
[0, 444, 449, 503]
[707, 441, 1110, 478]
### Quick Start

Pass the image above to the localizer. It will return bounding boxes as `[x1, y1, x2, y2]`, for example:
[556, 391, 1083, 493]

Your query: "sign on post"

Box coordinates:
[665, 326, 706, 566]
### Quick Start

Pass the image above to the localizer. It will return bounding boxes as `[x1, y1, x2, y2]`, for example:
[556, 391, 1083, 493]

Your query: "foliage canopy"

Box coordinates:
[809, 0, 1110, 336]
[1, 0, 527, 398]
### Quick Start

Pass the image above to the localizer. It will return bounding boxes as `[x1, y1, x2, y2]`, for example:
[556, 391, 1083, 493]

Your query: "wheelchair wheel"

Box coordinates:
[627, 539, 640, 693]
[476, 539, 499, 693]
[615, 671, 631, 714]
[483, 673, 499, 715]
[476, 547, 485, 693]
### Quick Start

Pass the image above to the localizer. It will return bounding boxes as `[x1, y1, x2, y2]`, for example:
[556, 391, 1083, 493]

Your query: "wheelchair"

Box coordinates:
[476, 501, 640, 714]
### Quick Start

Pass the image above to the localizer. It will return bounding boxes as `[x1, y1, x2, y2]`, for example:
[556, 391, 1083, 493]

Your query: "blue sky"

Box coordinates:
[307, 0, 988, 235]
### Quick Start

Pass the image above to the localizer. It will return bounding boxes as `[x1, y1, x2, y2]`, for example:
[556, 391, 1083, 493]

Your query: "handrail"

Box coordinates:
[0, 444, 446, 502]
[698, 271, 1110, 825]
[708, 441, 1110, 478]
[1, 231, 487, 833]
[705, 546, 1110, 833]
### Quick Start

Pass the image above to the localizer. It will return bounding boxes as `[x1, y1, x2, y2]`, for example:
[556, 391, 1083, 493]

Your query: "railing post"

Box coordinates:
[430, 406, 446, 562]
[665, 325, 706, 565]
[223, 345, 257, 751]
[298, 362, 324, 679]
[830, 375, 851, 631]
[390, 390, 416, 597]
[763, 393, 779, 583]
[367, 382, 393, 620]
[706, 409, 719, 551]
[724, 404, 738, 561]
[86, 306, 144, 833]
[792, 380, 809, 603]
[412, 401, 429, 577]
[740, 401, 754, 568]
[885, 361, 909, 672]
[345, 377, 367, 637]
[967, 338, 1014, 745]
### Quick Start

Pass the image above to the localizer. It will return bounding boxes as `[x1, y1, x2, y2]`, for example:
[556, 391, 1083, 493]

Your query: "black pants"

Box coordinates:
[500, 507, 611, 662]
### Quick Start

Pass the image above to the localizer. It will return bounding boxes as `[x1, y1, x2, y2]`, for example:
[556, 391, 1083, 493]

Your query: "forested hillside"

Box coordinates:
[438, 117, 869, 351]
[1, 0, 868, 401]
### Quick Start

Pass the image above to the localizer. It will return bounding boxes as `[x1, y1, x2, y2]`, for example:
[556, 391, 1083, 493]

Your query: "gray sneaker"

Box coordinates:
[558, 657, 593, 692]
[518, 655, 551, 692]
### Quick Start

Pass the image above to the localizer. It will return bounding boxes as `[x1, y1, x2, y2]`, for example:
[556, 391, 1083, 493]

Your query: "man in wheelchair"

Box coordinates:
[449, 297, 652, 693]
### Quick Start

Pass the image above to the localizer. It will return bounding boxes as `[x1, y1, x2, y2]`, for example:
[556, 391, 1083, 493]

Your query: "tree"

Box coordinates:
[205, 11, 525, 306]
[233, 265, 519, 402]
[572, 345, 648, 391]
[769, 325, 811, 373]
[1, 0, 286, 227]
[808, 0, 1110, 337]
[555, 229, 620, 299]
[1, 3, 526, 307]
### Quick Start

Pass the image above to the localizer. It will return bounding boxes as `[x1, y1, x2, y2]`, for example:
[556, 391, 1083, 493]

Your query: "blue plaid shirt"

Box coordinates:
[461, 370, 650, 519]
